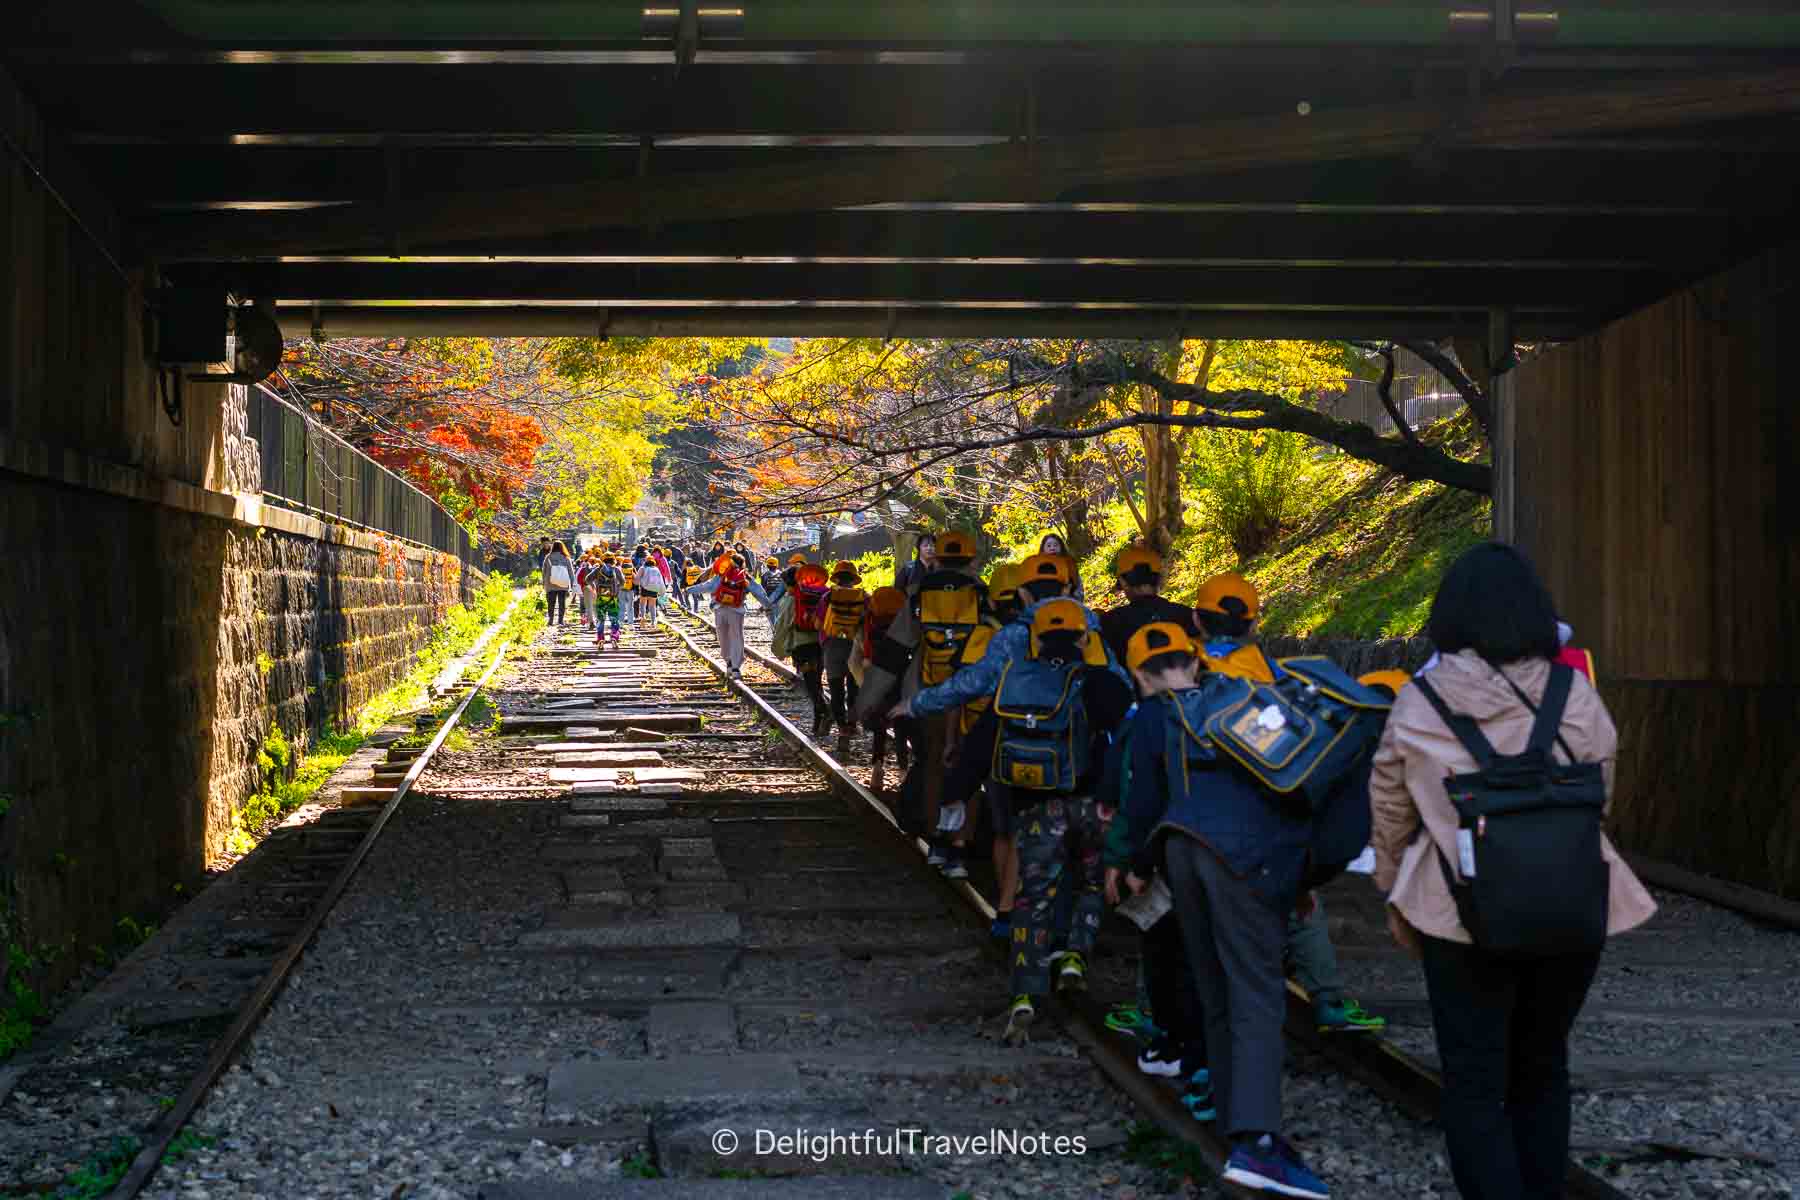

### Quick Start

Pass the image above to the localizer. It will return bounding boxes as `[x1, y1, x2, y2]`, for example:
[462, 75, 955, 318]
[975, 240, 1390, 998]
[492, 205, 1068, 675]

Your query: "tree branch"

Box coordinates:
[1375, 343, 1423, 448]
[1399, 339, 1493, 438]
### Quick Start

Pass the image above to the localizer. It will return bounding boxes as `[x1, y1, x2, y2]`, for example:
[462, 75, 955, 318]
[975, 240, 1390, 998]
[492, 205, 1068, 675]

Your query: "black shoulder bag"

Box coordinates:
[1411, 664, 1610, 957]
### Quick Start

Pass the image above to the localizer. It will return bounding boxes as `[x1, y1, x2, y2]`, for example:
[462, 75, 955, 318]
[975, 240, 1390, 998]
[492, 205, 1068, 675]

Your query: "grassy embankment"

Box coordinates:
[854, 417, 1490, 638]
[229, 572, 543, 850]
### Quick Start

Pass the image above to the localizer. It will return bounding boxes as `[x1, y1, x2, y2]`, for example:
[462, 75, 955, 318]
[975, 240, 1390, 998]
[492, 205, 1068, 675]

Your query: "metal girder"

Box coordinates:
[276, 302, 1585, 342]
[179, 259, 1670, 310]
[15, 46, 1800, 68]
[143, 206, 1737, 269]
[13, 58, 1407, 141]
[104, 143, 1790, 216]
[134, 66, 1800, 260]
[22, 0, 1800, 48]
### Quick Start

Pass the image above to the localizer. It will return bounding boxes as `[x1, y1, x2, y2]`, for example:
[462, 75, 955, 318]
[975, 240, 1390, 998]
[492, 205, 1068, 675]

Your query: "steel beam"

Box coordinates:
[139, 66, 1800, 259]
[191, 260, 1669, 309]
[145, 207, 1731, 268]
[277, 302, 1583, 342]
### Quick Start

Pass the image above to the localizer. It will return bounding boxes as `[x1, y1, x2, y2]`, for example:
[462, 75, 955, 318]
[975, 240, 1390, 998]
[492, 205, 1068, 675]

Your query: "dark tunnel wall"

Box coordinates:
[1, 75, 474, 993]
[1512, 243, 1800, 897]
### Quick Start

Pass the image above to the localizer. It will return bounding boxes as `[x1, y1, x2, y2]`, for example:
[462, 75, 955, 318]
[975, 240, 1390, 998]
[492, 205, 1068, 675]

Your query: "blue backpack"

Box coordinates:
[1200, 656, 1391, 814]
[990, 657, 1090, 792]
[1166, 669, 1380, 888]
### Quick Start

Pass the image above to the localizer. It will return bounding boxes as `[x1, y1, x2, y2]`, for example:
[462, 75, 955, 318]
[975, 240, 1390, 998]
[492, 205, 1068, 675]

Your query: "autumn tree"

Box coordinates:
[278, 334, 757, 550]
[677, 335, 1475, 554]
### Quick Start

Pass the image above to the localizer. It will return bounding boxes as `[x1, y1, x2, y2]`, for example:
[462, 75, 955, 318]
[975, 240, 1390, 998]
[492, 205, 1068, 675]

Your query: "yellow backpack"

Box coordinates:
[958, 621, 1003, 733]
[821, 586, 869, 640]
[622, 564, 636, 590]
[915, 573, 986, 686]
[685, 564, 702, 586]
[1201, 641, 1276, 684]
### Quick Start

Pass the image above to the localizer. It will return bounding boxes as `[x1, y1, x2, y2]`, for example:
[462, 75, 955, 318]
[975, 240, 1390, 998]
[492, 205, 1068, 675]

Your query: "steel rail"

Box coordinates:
[108, 621, 518, 1198]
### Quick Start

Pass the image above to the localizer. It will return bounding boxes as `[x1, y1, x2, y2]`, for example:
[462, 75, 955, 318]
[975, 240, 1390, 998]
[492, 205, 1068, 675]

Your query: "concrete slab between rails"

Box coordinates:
[502, 713, 705, 733]
[545, 1049, 1081, 1111]
[545, 1054, 804, 1111]
[478, 1177, 943, 1199]
[541, 842, 649, 865]
[636, 767, 707, 784]
[554, 751, 668, 768]
[656, 1105, 898, 1177]
[563, 868, 630, 906]
[570, 794, 670, 814]
[519, 910, 742, 950]
[651, 882, 749, 910]
[621, 818, 713, 838]
[666, 861, 731, 882]
[549, 768, 626, 784]
[647, 1001, 739, 1054]
[580, 949, 739, 993]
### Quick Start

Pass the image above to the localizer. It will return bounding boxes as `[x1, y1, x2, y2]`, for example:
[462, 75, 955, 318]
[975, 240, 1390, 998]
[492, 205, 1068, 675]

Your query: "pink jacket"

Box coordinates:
[1370, 650, 1656, 945]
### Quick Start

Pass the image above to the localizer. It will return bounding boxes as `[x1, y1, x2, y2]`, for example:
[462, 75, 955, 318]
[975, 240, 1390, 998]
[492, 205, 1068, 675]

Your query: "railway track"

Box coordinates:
[660, 602, 1688, 1200]
[79, 603, 1797, 1198]
[108, 638, 519, 1196]
[655, 605, 1643, 1199]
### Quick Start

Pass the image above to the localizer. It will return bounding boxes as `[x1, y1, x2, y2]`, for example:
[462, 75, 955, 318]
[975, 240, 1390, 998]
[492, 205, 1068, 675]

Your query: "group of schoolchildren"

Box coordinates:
[721, 529, 1649, 1200]
[539, 535, 781, 649]
[589, 520, 1643, 1200]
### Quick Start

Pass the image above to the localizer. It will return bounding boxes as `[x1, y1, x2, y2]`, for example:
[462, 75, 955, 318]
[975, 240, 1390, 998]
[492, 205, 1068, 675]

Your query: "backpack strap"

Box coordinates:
[1497, 663, 1578, 765]
[1411, 675, 1501, 769]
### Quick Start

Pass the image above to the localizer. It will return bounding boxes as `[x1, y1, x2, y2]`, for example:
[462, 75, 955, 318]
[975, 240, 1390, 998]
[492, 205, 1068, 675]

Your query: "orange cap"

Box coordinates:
[1127, 622, 1198, 671]
[1358, 669, 1411, 699]
[936, 530, 977, 561]
[1020, 553, 1073, 587]
[1195, 571, 1260, 620]
[1116, 544, 1166, 582]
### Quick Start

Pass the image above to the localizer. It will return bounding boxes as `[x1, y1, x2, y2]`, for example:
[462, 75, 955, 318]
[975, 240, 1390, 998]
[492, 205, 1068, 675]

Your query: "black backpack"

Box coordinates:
[1412, 664, 1609, 957]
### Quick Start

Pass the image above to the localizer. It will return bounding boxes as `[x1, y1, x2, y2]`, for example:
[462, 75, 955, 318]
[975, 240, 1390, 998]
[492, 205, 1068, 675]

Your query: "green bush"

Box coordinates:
[236, 573, 527, 842]
[1184, 430, 1322, 561]
[850, 548, 895, 587]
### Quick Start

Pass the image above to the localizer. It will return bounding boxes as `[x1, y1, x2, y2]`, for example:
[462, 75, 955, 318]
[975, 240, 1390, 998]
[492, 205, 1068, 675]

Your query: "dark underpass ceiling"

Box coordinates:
[9, 1, 1800, 340]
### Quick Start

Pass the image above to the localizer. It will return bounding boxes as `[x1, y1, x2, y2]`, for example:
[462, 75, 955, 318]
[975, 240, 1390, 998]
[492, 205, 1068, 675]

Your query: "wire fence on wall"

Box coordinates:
[246, 385, 476, 570]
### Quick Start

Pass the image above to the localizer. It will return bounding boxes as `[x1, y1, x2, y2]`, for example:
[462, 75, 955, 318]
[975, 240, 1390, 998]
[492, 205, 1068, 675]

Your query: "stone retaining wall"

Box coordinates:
[1261, 635, 1434, 675]
[0, 469, 470, 994]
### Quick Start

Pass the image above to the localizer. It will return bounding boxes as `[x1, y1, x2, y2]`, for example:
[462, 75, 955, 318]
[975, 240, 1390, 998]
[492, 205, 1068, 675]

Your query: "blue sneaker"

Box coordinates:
[990, 913, 1012, 941]
[1225, 1135, 1328, 1198]
[1180, 1068, 1216, 1122]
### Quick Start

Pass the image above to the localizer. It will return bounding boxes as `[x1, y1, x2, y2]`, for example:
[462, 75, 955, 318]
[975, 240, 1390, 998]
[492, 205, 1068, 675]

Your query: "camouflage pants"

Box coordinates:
[1009, 792, 1105, 999]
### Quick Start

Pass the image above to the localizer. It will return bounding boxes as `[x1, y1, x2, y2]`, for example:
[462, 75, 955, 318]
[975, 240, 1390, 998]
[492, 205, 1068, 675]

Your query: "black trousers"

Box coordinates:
[1419, 934, 1602, 1200]
[546, 589, 568, 624]
[1162, 834, 1287, 1136]
[791, 642, 827, 714]
[1145, 837, 1208, 1072]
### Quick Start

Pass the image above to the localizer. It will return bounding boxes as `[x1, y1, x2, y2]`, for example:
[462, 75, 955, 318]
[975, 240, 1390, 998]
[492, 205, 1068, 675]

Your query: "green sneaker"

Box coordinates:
[1316, 996, 1386, 1034]
[1104, 1004, 1157, 1036]
[1003, 995, 1035, 1046]
[1056, 952, 1087, 993]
